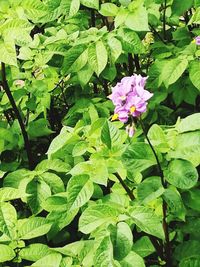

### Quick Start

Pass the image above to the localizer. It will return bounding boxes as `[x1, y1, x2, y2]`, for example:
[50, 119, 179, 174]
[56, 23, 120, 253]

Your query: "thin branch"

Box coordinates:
[134, 54, 141, 72]
[114, 173, 135, 201]
[163, 0, 167, 41]
[1, 63, 34, 170]
[139, 119, 165, 186]
[128, 53, 134, 75]
[149, 24, 166, 44]
[139, 118, 172, 266]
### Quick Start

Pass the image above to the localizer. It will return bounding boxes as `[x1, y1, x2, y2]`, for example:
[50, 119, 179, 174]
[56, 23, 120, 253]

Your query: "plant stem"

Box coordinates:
[139, 118, 172, 267]
[1, 63, 34, 170]
[115, 173, 134, 201]
[128, 53, 134, 75]
[163, 0, 167, 41]
[134, 54, 141, 72]
[149, 24, 166, 44]
[91, 9, 95, 27]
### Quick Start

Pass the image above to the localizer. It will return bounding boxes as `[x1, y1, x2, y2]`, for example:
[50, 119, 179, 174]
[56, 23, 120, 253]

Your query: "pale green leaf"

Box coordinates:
[130, 206, 165, 239]
[125, 6, 149, 32]
[164, 159, 198, 189]
[79, 204, 119, 234]
[67, 174, 94, 210]
[189, 61, 200, 91]
[160, 58, 188, 88]
[0, 202, 17, 239]
[19, 243, 52, 261]
[80, 0, 99, 9]
[18, 217, 52, 240]
[100, 3, 119, 16]
[0, 244, 15, 263]
[31, 253, 62, 267]
[176, 113, 200, 133]
[88, 40, 108, 76]
[94, 236, 114, 267]
[120, 251, 145, 267]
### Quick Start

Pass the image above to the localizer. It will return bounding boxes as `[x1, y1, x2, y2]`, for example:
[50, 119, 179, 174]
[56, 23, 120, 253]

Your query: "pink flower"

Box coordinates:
[195, 36, 200, 46]
[109, 74, 153, 137]
[125, 94, 147, 117]
[126, 125, 135, 137]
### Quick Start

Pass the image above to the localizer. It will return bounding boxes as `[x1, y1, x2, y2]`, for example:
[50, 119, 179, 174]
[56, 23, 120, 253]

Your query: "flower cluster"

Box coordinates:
[109, 74, 153, 137]
[195, 36, 200, 46]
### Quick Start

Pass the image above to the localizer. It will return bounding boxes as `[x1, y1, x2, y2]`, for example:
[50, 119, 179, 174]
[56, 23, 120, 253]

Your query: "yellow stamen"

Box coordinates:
[130, 106, 136, 113]
[111, 113, 119, 121]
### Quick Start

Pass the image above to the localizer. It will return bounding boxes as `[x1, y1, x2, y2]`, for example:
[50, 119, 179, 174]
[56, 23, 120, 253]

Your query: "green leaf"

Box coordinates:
[189, 7, 200, 24]
[137, 176, 165, 204]
[62, 45, 88, 75]
[28, 119, 53, 138]
[120, 251, 145, 267]
[94, 236, 115, 267]
[19, 243, 52, 261]
[3, 169, 32, 188]
[0, 39, 17, 66]
[47, 209, 78, 238]
[176, 113, 200, 133]
[80, 0, 99, 9]
[26, 178, 51, 214]
[0, 202, 17, 239]
[189, 61, 200, 91]
[101, 121, 121, 149]
[167, 131, 200, 167]
[70, 158, 109, 186]
[31, 253, 62, 267]
[52, 240, 84, 257]
[122, 143, 157, 176]
[88, 40, 108, 76]
[160, 58, 188, 87]
[163, 187, 185, 220]
[100, 3, 119, 16]
[0, 187, 27, 202]
[36, 159, 70, 173]
[67, 174, 94, 211]
[0, 19, 33, 46]
[69, 0, 80, 17]
[79, 204, 119, 234]
[42, 195, 68, 212]
[114, 7, 129, 28]
[130, 206, 165, 239]
[47, 127, 79, 157]
[180, 257, 200, 267]
[171, 0, 194, 16]
[113, 222, 133, 260]
[175, 240, 200, 262]
[125, 6, 149, 32]
[183, 189, 200, 211]
[117, 28, 145, 54]
[78, 64, 94, 86]
[107, 37, 122, 62]
[40, 172, 65, 194]
[164, 159, 198, 189]
[132, 236, 155, 258]
[72, 141, 88, 156]
[147, 124, 169, 153]
[0, 244, 15, 263]
[19, 217, 52, 240]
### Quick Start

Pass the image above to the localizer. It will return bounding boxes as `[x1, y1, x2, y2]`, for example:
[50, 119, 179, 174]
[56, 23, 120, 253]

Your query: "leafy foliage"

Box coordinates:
[0, 1, 199, 266]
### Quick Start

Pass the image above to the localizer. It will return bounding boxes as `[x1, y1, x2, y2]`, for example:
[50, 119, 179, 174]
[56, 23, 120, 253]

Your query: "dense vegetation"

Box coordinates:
[0, 0, 200, 266]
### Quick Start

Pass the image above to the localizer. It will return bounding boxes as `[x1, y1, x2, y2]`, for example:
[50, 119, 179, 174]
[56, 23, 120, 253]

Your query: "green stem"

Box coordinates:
[163, 0, 167, 41]
[115, 173, 134, 201]
[139, 118, 172, 267]
[1, 63, 34, 170]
